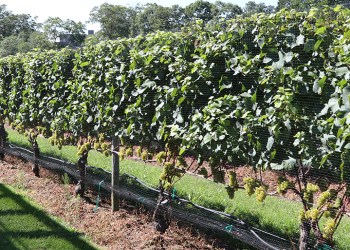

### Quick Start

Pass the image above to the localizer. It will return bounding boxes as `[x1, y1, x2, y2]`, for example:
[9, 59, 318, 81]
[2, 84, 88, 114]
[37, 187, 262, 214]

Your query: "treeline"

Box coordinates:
[0, 6, 350, 249]
[2, 0, 349, 57]
[0, 5, 85, 57]
[89, 0, 350, 39]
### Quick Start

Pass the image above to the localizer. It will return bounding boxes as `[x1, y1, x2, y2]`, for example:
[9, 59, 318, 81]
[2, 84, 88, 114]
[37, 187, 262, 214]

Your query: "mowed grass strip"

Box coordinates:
[0, 183, 97, 250]
[6, 128, 350, 249]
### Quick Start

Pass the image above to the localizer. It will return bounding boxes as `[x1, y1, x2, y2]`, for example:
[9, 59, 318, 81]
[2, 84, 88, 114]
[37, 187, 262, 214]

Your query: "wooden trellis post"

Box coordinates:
[111, 136, 120, 211]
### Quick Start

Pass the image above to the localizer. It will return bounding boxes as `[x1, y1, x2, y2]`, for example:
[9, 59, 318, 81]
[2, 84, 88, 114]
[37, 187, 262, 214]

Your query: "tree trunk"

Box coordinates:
[152, 180, 171, 233]
[0, 123, 6, 161]
[299, 219, 311, 250]
[77, 150, 88, 196]
[32, 138, 40, 177]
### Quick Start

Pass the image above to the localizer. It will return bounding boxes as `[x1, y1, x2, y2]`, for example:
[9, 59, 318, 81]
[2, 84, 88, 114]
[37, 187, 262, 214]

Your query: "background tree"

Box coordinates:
[89, 3, 135, 39]
[43, 17, 86, 47]
[276, 0, 350, 11]
[214, 1, 243, 19]
[243, 1, 275, 15]
[169, 5, 186, 31]
[0, 5, 37, 40]
[184, 0, 218, 23]
[131, 4, 175, 36]
[0, 31, 55, 57]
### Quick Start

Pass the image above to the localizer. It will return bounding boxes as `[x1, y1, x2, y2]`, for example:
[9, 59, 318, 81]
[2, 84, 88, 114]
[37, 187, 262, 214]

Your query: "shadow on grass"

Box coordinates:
[0, 184, 97, 250]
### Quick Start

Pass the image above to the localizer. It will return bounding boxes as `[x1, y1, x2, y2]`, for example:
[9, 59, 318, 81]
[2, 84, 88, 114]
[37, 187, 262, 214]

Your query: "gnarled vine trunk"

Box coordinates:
[152, 180, 171, 233]
[31, 138, 40, 177]
[77, 150, 88, 196]
[299, 219, 311, 250]
[0, 123, 6, 160]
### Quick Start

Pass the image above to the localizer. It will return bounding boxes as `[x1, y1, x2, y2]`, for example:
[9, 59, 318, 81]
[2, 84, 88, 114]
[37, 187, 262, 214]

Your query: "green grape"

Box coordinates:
[305, 208, 319, 221]
[243, 177, 256, 196]
[306, 183, 319, 193]
[101, 142, 108, 151]
[94, 142, 100, 150]
[103, 150, 109, 157]
[323, 211, 331, 218]
[255, 186, 267, 203]
[141, 150, 148, 161]
[119, 148, 125, 160]
[136, 147, 142, 157]
[125, 148, 133, 157]
[277, 176, 290, 195]
[164, 162, 173, 173]
[333, 197, 342, 208]
[298, 209, 306, 222]
[228, 171, 239, 190]
[304, 191, 312, 202]
[304, 183, 319, 202]
[323, 219, 336, 240]
[156, 151, 166, 164]
[98, 134, 105, 144]
[317, 190, 331, 207]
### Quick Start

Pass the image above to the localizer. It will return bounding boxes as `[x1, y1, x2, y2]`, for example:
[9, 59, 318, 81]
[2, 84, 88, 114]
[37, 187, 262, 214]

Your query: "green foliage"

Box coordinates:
[1, 6, 350, 247]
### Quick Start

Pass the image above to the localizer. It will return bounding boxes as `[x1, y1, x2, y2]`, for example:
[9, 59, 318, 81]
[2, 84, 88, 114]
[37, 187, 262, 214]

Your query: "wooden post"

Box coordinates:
[111, 136, 120, 211]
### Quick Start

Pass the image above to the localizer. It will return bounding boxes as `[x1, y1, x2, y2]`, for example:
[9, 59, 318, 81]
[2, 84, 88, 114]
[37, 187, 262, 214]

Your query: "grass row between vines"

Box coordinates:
[0, 183, 97, 250]
[5, 128, 350, 249]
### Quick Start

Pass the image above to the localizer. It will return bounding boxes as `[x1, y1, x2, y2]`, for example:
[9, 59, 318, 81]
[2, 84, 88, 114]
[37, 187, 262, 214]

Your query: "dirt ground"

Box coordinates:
[0, 155, 234, 250]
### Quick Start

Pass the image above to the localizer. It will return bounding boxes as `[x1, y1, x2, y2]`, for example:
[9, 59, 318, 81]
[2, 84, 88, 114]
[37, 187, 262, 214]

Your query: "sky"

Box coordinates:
[1, 0, 278, 31]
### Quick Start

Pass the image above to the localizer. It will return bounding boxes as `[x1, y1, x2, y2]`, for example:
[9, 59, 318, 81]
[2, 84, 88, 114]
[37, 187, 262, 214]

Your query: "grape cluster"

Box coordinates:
[141, 150, 148, 161]
[160, 161, 183, 190]
[277, 176, 290, 195]
[226, 171, 239, 200]
[119, 148, 125, 160]
[255, 186, 267, 203]
[136, 146, 142, 157]
[125, 148, 133, 157]
[12, 122, 25, 134]
[156, 151, 166, 164]
[298, 209, 306, 222]
[304, 183, 319, 202]
[323, 219, 336, 240]
[228, 171, 239, 189]
[317, 190, 331, 207]
[77, 142, 91, 155]
[305, 208, 319, 221]
[243, 177, 257, 196]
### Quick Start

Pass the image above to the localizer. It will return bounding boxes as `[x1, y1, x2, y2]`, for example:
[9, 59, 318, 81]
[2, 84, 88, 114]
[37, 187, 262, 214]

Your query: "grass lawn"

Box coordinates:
[6, 128, 350, 249]
[0, 183, 97, 250]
